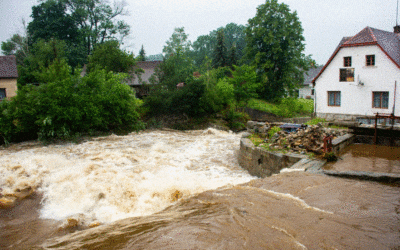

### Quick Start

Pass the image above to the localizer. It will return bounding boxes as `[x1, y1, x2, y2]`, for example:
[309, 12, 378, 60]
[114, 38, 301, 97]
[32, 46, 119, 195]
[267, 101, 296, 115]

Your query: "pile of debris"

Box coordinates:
[247, 121, 349, 155]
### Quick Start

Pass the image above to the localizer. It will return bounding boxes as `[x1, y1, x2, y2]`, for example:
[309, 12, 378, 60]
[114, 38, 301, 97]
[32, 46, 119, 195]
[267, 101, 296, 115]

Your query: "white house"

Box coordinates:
[312, 26, 400, 121]
[299, 65, 323, 99]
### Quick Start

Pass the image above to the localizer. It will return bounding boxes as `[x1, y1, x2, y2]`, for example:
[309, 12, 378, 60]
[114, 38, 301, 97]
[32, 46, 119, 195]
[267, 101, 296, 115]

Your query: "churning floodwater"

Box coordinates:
[1, 129, 400, 249]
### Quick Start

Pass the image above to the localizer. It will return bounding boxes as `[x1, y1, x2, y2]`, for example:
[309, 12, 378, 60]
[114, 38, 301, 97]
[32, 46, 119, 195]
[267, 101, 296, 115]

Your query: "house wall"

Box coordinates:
[0, 78, 18, 99]
[315, 45, 400, 120]
[299, 85, 314, 99]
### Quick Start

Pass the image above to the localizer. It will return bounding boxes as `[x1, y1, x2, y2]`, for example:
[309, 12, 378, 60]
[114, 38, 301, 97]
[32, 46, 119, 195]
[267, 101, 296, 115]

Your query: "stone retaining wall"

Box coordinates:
[317, 113, 359, 121]
[239, 133, 355, 178]
[238, 135, 307, 178]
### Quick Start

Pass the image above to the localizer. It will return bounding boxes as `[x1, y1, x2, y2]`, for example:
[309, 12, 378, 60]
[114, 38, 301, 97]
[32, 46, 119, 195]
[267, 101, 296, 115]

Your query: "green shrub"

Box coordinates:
[268, 126, 281, 138]
[0, 61, 144, 143]
[306, 117, 327, 125]
[223, 106, 249, 131]
[246, 98, 313, 118]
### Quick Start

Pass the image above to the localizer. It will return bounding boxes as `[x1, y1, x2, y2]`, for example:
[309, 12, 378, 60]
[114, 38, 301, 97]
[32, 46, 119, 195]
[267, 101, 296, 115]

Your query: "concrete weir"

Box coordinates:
[238, 132, 355, 178]
[238, 132, 400, 183]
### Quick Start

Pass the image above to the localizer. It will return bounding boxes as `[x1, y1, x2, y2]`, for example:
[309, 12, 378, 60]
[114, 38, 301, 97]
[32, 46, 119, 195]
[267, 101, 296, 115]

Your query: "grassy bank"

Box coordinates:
[246, 98, 313, 118]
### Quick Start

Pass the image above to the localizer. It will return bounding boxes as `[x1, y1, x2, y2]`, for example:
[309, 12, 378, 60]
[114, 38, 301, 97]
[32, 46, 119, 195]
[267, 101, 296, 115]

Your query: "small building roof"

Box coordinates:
[0, 55, 18, 78]
[312, 26, 400, 84]
[136, 61, 162, 69]
[303, 66, 323, 86]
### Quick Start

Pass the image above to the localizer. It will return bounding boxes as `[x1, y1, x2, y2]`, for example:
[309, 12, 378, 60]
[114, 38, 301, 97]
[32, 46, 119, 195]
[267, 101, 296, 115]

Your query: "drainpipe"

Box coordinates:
[393, 81, 397, 116]
[313, 83, 317, 118]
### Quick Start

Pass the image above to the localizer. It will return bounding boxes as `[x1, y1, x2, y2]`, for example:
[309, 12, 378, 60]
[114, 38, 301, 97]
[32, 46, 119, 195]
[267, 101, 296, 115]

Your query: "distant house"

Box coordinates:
[298, 65, 323, 99]
[312, 26, 400, 121]
[126, 61, 162, 98]
[0, 55, 18, 101]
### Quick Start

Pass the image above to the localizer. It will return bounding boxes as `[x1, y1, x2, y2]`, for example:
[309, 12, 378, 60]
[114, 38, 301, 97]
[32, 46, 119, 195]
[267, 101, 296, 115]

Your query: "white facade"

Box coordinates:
[315, 45, 400, 119]
[299, 85, 313, 99]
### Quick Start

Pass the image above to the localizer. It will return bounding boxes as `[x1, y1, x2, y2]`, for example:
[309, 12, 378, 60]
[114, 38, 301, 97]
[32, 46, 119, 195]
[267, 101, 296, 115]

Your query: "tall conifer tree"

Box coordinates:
[212, 29, 227, 68]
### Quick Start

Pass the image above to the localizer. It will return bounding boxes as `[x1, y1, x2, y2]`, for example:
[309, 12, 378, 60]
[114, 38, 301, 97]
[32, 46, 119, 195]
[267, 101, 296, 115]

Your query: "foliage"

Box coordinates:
[1, 33, 29, 65]
[199, 74, 235, 114]
[212, 29, 227, 68]
[18, 39, 69, 86]
[145, 64, 235, 119]
[138, 45, 146, 61]
[28, 0, 80, 46]
[268, 126, 281, 138]
[323, 152, 338, 162]
[227, 44, 237, 67]
[163, 27, 192, 58]
[222, 105, 250, 131]
[0, 60, 144, 143]
[191, 23, 246, 68]
[305, 117, 327, 125]
[227, 65, 260, 104]
[87, 40, 136, 73]
[247, 98, 313, 117]
[249, 133, 263, 146]
[145, 76, 206, 117]
[27, 0, 130, 58]
[244, 0, 313, 100]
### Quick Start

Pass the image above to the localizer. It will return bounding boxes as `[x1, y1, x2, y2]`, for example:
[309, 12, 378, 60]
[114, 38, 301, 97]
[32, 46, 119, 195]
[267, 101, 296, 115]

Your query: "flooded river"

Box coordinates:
[324, 143, 400, 174]
[0, 129, 399, 249]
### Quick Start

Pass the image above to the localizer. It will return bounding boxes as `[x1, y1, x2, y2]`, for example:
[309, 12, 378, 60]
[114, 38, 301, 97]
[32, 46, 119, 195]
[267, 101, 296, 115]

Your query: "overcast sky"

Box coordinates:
[0, 0, 397, 65]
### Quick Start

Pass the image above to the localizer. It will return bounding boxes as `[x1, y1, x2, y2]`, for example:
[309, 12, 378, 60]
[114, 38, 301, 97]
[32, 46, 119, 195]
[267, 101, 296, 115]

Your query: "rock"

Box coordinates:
[247, 121, 257, 129]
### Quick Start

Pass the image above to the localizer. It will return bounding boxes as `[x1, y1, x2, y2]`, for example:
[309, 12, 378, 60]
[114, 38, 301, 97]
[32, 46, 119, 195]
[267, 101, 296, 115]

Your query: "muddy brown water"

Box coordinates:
[324, 143, 400, 174]
[0, 130, 399, 249]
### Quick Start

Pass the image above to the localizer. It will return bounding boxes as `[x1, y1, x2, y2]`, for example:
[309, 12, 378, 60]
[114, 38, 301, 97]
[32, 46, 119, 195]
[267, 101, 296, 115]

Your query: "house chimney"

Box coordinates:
[395, 25, 400, 33]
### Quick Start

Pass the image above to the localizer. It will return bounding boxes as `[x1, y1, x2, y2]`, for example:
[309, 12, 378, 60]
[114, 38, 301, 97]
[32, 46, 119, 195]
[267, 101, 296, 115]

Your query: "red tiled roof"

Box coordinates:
[312, 27, 400, 83]
[0, 55, 18, 78]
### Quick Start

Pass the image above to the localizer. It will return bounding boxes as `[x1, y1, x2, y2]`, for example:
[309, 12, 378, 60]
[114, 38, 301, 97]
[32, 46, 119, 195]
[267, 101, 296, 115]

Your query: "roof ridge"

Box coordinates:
[367, 27, 377, 42]
[343, 26, 368, 45]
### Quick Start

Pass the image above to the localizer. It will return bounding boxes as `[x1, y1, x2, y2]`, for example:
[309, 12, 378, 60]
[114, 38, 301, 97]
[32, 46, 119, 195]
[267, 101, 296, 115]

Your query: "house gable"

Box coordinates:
[313, 27, 400, 84]
[0, 56, 18, 100]
[313, 27, 400, 119]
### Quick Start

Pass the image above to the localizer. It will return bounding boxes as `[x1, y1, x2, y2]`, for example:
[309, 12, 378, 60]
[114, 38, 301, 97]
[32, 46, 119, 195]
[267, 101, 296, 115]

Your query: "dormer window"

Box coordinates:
[366, 55, 375, 66]
[344, 57, 352, 67]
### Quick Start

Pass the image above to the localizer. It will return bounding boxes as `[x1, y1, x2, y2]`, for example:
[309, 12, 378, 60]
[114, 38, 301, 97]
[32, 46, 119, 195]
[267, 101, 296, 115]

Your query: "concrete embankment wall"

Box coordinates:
[239, 133, 355, 178]
[238, 136, 307, 178]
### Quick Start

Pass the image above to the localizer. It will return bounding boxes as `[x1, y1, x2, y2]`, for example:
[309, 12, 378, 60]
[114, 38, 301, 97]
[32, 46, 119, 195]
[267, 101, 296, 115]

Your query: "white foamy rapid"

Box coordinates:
[0, 128, 256, 224]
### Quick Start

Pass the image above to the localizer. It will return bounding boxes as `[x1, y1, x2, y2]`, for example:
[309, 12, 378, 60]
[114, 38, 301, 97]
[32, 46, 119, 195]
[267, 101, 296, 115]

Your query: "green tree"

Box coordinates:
[138, 45, 146, 61]
[28, 0, 80, 45]
[227, 44, 237, 67]
[28, 0, 130, 57]
[212, 29, 227, 69]
[244, 0, 311, 100]
[0, 59, 143, 143]
[18, 39, 69, 86]
[162, 27, 191, 58]
[87, 40, 136, 74]
[228, 65, 260, 104]
[1, 33, 29, 66]
[191, 23, 246, 68]
[27, 0, 86, 67]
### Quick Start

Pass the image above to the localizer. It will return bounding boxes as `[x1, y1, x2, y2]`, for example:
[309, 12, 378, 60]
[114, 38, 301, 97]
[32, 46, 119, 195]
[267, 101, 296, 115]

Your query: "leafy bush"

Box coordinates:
[268, 126, 281, 138]
[0, 61, 144, 143]
[306, 117, 326, 125]
[223, 105, 250, 131]
[247, 98, 313, 117]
